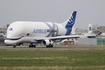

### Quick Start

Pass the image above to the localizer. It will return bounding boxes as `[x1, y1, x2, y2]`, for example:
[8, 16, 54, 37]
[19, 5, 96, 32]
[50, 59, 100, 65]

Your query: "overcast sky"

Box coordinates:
[0, 0, 105, 29]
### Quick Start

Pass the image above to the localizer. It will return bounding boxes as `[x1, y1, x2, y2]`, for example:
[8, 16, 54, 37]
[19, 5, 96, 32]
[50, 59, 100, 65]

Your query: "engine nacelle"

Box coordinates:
[43, 39, 53, 46]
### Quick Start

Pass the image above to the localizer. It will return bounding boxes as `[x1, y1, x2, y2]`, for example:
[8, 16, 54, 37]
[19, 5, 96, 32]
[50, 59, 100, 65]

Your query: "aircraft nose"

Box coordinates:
[4, 39, 18, 45]
[4, 40, 13, 45]
[4, 40, 9, 44]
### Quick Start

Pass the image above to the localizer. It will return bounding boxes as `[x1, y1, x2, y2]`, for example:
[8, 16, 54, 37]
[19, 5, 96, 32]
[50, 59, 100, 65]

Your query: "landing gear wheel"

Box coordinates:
[46, 45, 53, 48]
[46, 45, 48, 48]
[13, 44, 16, 48]
[29, 43, 36, 48]
[29, 45, 31, 48]
[33, 45, 36, 48]
[13, 45, 16, 48]
[49, 44, 53, 48]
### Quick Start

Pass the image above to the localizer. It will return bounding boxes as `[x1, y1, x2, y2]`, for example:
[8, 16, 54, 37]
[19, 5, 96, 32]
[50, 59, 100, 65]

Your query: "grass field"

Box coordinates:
[0, 46, 105, 70]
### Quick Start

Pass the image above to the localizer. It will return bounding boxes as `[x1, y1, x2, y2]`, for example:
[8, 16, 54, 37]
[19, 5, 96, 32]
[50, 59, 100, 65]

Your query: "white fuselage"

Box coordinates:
[4, 21, 67, 44]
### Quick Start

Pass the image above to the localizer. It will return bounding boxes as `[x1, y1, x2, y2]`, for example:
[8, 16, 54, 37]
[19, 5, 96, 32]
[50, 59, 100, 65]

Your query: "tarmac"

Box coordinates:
[0, 45, 105, 49]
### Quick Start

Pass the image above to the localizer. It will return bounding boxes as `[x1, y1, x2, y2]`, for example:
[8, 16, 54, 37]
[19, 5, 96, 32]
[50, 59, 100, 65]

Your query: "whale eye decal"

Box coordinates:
[9, 28, 13, 31]
[27, 33, 30, 36]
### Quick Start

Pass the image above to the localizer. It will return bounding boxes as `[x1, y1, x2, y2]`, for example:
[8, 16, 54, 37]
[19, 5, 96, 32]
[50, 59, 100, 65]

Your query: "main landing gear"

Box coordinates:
[46, 44, 53, 48]
[29, 43, 36, 48]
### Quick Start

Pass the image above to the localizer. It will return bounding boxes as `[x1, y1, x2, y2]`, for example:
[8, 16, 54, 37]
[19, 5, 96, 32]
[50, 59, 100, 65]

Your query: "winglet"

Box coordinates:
[96, 32, 102, 36]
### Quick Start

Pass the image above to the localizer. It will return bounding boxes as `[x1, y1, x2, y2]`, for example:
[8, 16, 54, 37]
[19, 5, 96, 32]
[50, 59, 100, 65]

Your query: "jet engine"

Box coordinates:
[43, 39, 53, 48]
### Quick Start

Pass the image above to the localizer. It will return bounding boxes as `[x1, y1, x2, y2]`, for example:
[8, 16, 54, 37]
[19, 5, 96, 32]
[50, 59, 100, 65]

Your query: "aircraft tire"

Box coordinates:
[13, 45, 16, 48]
[46, 45, 53, 48]
[29, 45, 31, 48]
[49, 44, 53, 48]
[33, 45, 36, 48]
[46, 46, 48, 48]
[51, 45, 53, 48]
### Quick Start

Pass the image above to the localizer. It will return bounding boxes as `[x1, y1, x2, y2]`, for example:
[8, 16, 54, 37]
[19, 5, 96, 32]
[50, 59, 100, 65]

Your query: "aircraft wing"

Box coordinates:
[79, 35, 96, 37]
[35, 35, 79, 41]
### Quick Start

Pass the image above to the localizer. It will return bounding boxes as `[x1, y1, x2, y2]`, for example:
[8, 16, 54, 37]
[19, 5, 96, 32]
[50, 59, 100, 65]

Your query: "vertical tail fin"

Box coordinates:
[62, 11, 77, 35]
[3, 33, 7, 37]
[88, 24, 92, 33]
[71, 25, 76, 35]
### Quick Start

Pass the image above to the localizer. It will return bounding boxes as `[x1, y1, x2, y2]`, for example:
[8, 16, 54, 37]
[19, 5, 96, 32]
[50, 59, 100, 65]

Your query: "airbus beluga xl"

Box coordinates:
[4, 11, 79, 48]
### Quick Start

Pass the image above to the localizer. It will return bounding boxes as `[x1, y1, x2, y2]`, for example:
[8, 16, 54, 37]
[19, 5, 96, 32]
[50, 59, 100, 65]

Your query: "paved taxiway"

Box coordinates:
[0, 46, 105, 49]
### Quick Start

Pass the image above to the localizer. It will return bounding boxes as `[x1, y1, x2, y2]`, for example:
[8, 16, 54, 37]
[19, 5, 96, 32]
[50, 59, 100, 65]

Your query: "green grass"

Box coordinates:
[0, 48, 105, 70]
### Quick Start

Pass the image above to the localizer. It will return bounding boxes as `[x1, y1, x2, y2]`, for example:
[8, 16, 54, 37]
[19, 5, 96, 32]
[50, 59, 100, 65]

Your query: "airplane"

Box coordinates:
[71, 25, 76, 35]
[88, 24, 92, 34]
[82, 24, 102, 38]
[82, 24, 93, 35]
[4, 11, 80, 48]
[3, 33, 7, 37]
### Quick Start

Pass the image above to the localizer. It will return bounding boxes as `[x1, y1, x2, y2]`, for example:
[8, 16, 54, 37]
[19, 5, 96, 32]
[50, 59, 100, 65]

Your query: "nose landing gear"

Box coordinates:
[13, 44, 17, 48]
